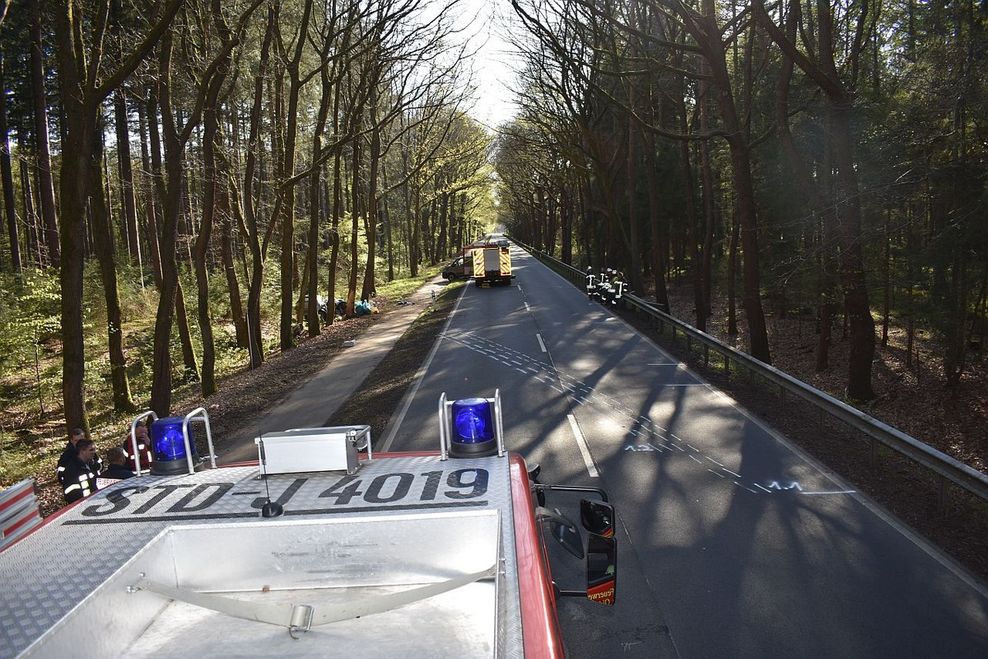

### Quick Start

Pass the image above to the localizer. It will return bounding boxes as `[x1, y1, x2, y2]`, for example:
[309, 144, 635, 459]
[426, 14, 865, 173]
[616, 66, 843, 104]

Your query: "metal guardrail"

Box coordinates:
[513, 239, 988, 504]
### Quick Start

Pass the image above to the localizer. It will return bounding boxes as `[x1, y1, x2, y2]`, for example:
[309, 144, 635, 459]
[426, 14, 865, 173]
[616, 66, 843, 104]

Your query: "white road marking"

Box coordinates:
[536, 333, 547, 353]
[524, 302, 531, 312]
[647, 363, 680, 366]
[801, 490, 857, 496]
[568, 414, 599, 478]
[721, 467, 741, 478]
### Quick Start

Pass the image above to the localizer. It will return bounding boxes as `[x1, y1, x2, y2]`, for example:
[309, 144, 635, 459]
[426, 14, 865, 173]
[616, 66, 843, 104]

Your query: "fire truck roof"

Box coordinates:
[0, 454, 528, 658]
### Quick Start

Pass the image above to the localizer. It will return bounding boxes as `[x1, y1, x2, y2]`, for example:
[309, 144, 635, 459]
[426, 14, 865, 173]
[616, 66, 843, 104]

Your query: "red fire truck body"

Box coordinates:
[0, 396, 615, 658]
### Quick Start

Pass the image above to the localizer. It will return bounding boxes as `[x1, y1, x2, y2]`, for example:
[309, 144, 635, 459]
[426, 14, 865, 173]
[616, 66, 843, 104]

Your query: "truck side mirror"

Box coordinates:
[537, 507, 584, 559]
[586, 534, 617, 606]
[580, 499, 615, 538]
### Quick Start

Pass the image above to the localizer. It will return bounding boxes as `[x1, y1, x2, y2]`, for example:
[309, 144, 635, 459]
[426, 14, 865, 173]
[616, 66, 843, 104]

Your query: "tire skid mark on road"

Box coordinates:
[442, 331, 780, 496]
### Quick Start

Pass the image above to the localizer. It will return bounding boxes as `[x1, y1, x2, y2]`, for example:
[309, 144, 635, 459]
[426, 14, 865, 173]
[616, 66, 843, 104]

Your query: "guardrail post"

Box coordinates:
[724, 354, 730, 375]
[704, 344, 709, 367]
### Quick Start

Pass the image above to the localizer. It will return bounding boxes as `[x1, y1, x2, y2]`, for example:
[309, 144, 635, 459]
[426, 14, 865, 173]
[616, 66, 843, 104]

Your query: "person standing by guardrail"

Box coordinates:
[585, 267, 597, 299]
[612, 271, 626, 307]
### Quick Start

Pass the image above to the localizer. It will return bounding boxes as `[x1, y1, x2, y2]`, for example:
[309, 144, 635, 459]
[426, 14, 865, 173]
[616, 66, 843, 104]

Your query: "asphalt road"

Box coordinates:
[382, 245, 988, 658]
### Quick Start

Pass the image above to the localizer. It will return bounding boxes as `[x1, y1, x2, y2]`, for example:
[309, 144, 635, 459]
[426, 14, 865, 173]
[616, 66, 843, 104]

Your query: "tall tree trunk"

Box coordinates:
[244, 6, 277, 367]
[52, 20, 97, 433]
[626, 105, 643, 293]
[697, 3, 770, 361]
[410, 181, 421, 276]
[138, 95, 163, 287]
[328, 142, 342, 322]
[20, 159, 39, 266]
[643, 130, 669, 311]
[89, 121, 135, 411]
[346, 104, 363, 315]
[191, 100, 222, 396]
[830, 104, 875, 399]
[278, 0, 314, 350]
[754, 0, 872, 395]
[305, 70, 331, 337]
[361, 83, 381, 301]
[54, 0, 180, 429]
[0, 51, 18, 273]
[30, 0, 59, 267]
[220, 176, 248, 347]
[113, 90, 140, 262]
[727, 207, 740, 335]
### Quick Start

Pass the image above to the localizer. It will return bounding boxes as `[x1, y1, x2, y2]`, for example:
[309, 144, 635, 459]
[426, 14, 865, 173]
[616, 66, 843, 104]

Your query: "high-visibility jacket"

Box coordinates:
[123, 435, 153, 472]
[60, 457, 97, 503]
[56, 443, 102, 492]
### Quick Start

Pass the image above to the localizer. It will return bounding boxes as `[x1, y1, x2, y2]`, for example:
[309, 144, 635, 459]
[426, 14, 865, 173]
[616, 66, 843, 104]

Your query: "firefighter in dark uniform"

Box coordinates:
[599, 268, 613, 305]
[585, 267, 597, 298]
[60, 439, 99, 503]
[611, 271, 625, 306]
[594, 268, 606, 302]
[102, 447, 136, 480]
[56, 428, 102, 491]
[123, 421, 153, 472]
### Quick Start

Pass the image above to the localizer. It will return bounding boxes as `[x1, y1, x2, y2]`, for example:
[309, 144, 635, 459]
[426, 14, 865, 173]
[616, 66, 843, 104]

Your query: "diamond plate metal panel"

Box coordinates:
[0, 456, 526, 659]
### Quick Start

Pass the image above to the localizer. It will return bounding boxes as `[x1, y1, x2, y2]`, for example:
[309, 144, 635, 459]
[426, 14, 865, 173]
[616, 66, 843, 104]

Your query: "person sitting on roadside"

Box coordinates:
[57, 427, 102, 490]
[101, 447, 135, 481]
[61, 439, 99, 504]
[123, 421, 153, 473]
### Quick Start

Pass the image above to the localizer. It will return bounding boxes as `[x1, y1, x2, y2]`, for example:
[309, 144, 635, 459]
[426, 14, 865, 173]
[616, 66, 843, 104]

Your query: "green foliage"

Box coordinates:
[375, 263, 443, 300]
[0, 270, 61, 373]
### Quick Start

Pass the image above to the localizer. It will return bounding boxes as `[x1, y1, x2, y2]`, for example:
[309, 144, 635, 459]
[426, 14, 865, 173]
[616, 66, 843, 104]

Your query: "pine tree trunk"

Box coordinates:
[306, 72, 331, 337]
[361, 83, 381, 301]
[727, 209, 739, 335]
[114, 90, 140, 262]
[243, 6, 276, 368]
[830, 105, 875, 400]
[20, 159, 40, 266]
[0, 51, 19, 273]
[347, 109, 362, 315]
[89, 126, 135, 411]
[138, 96, 163, 287]
[30, 0, 59, 267]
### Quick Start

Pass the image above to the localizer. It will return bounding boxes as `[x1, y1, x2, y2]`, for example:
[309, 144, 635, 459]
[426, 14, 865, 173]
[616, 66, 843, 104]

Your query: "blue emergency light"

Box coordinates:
[440, 392, 504, 459]
[452, 398, 495, 444]
[150, 416, 199, 474]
